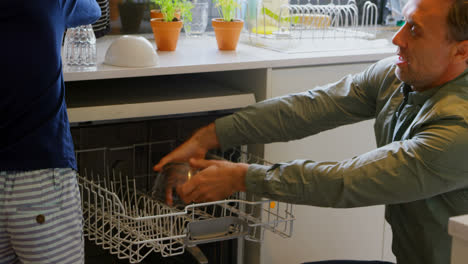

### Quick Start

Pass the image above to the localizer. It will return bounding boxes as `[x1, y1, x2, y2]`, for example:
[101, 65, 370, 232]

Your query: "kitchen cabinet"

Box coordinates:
[262, 63, 396, 263]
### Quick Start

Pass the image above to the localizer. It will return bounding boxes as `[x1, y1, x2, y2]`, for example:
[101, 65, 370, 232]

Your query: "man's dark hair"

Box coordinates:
[447, 0, 468, 64]
[447, 0, 468, 41]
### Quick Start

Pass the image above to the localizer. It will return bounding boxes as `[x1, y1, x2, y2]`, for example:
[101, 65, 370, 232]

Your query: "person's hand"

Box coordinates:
[176, 158, 249, 204]
[153, 123, 220, 172]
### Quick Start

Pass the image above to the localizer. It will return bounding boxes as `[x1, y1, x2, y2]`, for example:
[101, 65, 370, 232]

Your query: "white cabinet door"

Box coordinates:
[262, 63, 396, 264]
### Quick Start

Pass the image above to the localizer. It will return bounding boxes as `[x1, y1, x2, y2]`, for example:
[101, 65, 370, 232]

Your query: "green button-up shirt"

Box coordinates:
[215, 56, 468, 264]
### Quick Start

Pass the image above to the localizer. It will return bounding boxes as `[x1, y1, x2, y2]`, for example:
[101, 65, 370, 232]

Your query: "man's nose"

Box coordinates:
[392, 26, 406, 48]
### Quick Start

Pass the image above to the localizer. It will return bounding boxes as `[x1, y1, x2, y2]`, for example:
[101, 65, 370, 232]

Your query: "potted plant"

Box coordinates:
[212, 0, 243, 50]
[149, 0, 180, 20]
[150, 0, 192, 51]
[118, 0, 146, 33]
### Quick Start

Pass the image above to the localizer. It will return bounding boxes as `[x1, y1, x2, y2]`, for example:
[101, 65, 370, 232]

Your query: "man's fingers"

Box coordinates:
[153, 163, 162, 172]
[177, 175, 201, 204]
[177, 184, 196, 204]
[165, 185, 174, 206]
[153, 157, 169, 172]
[189, 158, 218, 169]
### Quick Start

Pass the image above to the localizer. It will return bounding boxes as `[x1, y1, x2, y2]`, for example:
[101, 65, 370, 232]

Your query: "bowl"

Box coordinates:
[104, 35, 158, 67]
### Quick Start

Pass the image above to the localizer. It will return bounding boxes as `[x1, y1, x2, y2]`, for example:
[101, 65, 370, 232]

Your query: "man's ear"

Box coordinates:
[454, 40, 468, 65]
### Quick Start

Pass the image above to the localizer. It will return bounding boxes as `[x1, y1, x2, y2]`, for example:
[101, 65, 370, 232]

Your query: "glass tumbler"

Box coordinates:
[151, 162, 199, 207]
[63, 24, 97, 67]
[184, 2, 209, 37]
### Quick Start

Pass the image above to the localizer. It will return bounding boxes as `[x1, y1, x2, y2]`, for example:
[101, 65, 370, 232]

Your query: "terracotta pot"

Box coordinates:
[150, 18, 183, 51]
[150, 9, 181, 20]
[212, 18, 244, 51]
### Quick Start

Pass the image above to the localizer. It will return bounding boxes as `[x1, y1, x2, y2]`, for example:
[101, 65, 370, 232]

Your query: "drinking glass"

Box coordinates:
[184, 2, 209, 37]
[63, 24, 97, 67]
[151, 162, 199, 207]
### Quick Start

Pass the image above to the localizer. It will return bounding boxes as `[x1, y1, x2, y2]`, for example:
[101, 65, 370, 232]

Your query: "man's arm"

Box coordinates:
[245, 114, 468, 207]
[177, 114, 468, 207]
[215, 58, 393, 150]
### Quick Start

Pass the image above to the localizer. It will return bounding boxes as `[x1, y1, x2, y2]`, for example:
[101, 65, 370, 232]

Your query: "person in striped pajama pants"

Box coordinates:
[0, 169, 84, 263]
[0, 0, 101, 263]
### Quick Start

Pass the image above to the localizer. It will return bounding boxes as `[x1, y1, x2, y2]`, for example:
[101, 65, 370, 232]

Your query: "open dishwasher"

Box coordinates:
[71, 116, 295, 264]
[65, 73, 296, 263]
[76, 142, 294, 263]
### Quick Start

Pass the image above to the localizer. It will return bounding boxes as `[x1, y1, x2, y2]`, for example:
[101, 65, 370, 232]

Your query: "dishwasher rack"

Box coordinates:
[76, 142, 295, 263]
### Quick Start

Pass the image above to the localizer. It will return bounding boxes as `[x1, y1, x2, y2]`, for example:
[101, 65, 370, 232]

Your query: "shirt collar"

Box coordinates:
[458, 67, 468, 82]
[398, 67, 468, 106]
[399, 83, 440, 107]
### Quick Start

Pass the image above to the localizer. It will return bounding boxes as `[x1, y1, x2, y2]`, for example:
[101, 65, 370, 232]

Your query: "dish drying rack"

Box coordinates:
[241, 0, 390, 52]
[76, 142, 295, 263]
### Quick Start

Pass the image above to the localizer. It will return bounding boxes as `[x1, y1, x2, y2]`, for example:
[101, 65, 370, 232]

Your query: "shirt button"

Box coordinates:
[36, 214, 45, 224]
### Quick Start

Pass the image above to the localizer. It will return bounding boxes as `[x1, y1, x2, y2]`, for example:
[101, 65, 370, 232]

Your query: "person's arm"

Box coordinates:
[176, 58, 397, 204]
[214, 57, 468, 207]
[244, 111, 468, 207]
[178, 58, 468, 208]
[215, 58, 393, 150]
[61, 0, 101, 28]
[177, 106, 468, 206]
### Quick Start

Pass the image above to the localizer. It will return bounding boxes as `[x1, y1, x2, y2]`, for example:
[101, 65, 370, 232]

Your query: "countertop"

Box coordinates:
[63, 31, 397, 82]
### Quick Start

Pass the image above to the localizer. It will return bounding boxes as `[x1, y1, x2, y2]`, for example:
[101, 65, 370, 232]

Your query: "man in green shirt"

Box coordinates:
[154, 0, 468, 263]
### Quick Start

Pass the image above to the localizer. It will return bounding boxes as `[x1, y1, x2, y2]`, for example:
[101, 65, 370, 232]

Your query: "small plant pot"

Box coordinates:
[212, 18, 244, 51]
[150, 9, 181, 20]
[150, 18, 183, 51]
[118, 2, 146, 33]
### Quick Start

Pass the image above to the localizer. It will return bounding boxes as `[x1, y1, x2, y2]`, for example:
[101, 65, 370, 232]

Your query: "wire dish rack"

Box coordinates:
[241, 0, 390, 53]
[76, 142, 295, 263]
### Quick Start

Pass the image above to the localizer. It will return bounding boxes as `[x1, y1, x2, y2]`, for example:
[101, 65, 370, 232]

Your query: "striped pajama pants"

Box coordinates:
[0, 169, 84, 264]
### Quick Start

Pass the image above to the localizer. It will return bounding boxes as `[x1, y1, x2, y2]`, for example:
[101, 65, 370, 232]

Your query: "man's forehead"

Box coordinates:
[403, 0, 450, 23]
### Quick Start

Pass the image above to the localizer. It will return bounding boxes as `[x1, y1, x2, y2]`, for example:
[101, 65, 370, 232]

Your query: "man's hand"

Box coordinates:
[153, 123, 220, 172]
[176, 159, 249, 204]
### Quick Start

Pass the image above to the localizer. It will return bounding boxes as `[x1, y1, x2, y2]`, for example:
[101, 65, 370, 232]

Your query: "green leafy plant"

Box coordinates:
[153, 0, 193, 22]
[149, 1, 160, 10]
[214, 0, 240, 22]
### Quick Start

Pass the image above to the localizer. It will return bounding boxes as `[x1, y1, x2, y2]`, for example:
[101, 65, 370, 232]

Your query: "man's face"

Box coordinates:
[392, 0, 458, 91]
